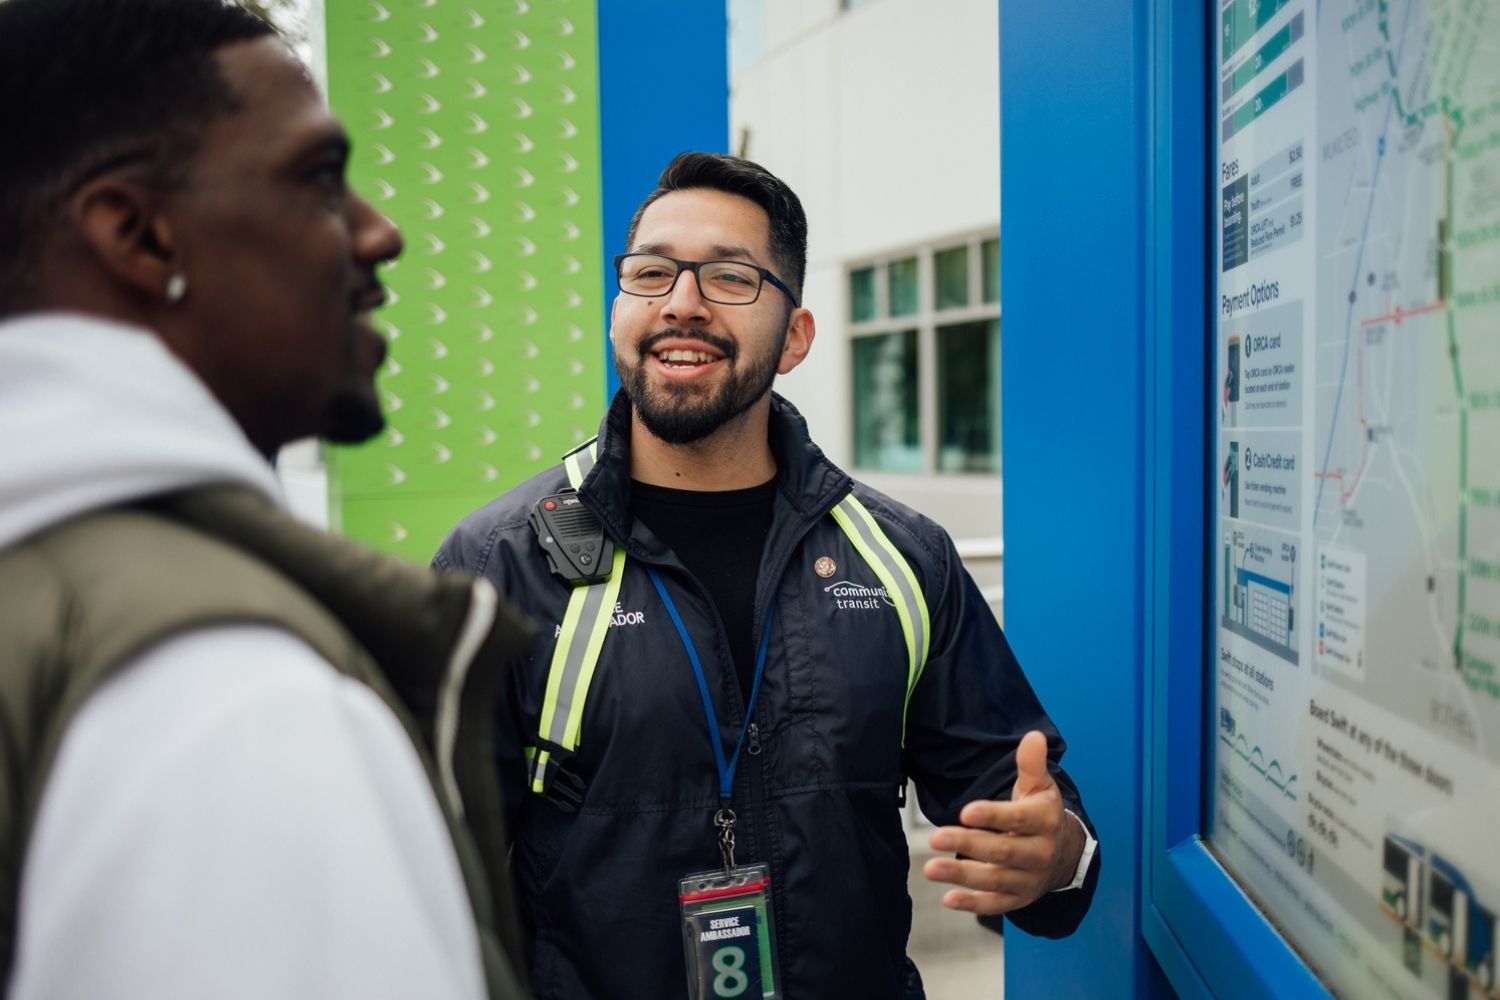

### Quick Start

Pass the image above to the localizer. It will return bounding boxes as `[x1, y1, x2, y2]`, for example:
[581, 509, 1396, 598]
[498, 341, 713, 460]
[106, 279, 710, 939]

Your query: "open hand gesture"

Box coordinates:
[920, 730, 1085, 915]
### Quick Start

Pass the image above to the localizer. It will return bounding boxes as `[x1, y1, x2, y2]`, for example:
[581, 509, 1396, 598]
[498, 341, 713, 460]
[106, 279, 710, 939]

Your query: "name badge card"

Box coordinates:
[678, 864, 779, 999]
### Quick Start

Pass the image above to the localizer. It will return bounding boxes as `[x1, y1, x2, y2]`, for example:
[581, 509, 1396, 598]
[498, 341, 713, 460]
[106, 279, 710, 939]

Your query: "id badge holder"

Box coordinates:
[679, 863, 780, 999]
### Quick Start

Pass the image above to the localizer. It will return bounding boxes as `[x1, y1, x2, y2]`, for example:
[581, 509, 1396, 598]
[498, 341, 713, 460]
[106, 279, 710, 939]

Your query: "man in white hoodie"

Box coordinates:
[0, 1, 531, 998]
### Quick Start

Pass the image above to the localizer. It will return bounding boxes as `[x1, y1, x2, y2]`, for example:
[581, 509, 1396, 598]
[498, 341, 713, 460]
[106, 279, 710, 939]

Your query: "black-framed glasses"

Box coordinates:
[614, 253, 799, 307]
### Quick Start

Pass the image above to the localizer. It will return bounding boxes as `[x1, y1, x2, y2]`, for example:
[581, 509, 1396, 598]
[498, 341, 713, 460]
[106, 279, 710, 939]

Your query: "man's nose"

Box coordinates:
[661, 265, 711, 322]
[349, 191, 404, 264]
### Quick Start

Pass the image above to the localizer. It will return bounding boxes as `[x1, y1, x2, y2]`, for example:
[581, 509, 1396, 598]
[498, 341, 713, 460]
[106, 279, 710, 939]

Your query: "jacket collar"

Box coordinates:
[579, 389, 852, 551]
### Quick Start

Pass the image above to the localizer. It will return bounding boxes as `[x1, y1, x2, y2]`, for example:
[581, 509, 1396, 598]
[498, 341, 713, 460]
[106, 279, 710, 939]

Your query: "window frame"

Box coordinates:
[1141, 1, 1331, 996]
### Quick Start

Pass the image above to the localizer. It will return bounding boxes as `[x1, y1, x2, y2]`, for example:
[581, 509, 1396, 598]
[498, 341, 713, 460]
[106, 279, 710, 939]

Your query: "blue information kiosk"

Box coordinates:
[1004, 1, 1499, 997]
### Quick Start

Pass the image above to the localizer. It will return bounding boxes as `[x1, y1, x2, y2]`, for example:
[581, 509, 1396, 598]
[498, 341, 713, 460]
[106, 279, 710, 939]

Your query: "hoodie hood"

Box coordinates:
[0, 312, 284, 550]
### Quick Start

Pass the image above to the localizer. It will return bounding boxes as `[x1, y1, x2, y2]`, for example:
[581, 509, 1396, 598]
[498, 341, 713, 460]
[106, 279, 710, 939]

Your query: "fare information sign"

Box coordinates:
[1211, 1, 1500, 996]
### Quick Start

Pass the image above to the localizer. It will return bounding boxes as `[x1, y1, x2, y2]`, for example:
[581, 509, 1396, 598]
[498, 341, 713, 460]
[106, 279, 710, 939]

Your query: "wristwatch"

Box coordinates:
[1051, 810, 1098, 892]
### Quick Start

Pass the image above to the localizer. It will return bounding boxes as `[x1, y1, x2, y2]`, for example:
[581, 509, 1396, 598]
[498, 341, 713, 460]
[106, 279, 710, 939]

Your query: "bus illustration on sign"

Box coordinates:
[1383, 833, 1498, 999]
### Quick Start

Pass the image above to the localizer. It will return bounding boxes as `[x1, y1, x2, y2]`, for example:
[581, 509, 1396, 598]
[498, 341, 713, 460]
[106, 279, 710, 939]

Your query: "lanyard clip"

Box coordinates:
[714, 807, 737, 871]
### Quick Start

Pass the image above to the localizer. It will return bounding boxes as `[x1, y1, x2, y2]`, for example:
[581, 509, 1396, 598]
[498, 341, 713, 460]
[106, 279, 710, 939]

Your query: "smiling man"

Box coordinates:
[0, 2, 530, 998]
[437, 152, 1101, 999]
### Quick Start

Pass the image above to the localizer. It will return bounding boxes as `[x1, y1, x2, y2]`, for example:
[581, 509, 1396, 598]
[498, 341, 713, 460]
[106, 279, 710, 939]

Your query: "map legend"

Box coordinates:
[1316, 547, 1366, 681]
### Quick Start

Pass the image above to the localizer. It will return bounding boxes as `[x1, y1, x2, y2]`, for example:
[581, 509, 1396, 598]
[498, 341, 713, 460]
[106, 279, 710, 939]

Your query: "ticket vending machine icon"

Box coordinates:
[1225, 333, 1241, 426]
[1224, 441, 1240, 519]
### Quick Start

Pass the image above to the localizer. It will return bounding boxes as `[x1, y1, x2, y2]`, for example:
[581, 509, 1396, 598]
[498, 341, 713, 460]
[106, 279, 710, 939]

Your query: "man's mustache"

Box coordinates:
[351, 276, 386, 313]
[637, 328, 738, 361]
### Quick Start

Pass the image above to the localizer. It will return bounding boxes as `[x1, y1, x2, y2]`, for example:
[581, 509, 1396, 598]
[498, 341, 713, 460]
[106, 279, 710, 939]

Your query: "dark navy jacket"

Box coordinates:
[435, 392, 1099, 999]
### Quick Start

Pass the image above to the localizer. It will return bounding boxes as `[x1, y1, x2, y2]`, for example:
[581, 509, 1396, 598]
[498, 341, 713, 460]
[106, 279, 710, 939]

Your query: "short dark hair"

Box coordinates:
[624, 152, 809, 300]
[0, 0, 275, 311]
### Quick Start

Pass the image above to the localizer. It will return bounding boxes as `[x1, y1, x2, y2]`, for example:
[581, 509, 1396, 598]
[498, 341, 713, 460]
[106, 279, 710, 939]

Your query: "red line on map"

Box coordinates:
[1338, 300, 1448, 504]
[1359, 300, 1447, 328]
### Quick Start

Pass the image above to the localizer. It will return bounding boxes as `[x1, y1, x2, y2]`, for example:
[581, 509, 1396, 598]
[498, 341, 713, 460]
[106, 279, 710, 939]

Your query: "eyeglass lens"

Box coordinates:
[618, 254, 762, 304]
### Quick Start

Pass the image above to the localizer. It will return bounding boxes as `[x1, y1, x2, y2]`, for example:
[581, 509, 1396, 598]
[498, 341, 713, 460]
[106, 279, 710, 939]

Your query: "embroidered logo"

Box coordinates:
[823, 580, 896, 610]
[553, 602, 647, 638]
[814, 556, 837, 578]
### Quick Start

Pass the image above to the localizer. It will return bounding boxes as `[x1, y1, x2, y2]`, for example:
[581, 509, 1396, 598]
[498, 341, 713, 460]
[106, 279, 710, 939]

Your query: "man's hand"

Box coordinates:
[920, 730, 1084, 915]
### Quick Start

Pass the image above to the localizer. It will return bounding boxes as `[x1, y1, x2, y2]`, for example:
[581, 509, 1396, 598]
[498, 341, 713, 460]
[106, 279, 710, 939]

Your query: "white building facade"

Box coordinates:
[729, 0, 1004, 606]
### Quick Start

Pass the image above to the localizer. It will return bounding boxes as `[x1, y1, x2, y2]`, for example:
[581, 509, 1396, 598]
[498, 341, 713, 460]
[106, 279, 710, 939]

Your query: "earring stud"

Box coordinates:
[165, 273, 187, 304]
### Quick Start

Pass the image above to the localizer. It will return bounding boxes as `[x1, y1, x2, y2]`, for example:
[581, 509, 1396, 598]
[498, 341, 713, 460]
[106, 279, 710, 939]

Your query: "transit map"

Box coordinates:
[1212, 0, 1500, 995]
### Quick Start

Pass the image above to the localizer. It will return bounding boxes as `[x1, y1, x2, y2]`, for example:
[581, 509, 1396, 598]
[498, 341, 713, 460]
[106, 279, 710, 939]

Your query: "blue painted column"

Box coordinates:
[1000, 0, 1173, 994]
[596, 0, 729, 396]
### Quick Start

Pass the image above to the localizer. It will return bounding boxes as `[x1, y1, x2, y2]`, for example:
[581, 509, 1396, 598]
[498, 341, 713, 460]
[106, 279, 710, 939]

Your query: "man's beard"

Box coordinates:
[321, 321, 387, 445]
[321, 387, 386, 444]
[616, 327, 784, 444]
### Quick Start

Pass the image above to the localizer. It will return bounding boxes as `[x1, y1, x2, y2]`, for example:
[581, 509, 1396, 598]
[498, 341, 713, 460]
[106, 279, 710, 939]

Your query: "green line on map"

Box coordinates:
[1371, 0, 1481, 674]
[1445, 147, 1469, 671]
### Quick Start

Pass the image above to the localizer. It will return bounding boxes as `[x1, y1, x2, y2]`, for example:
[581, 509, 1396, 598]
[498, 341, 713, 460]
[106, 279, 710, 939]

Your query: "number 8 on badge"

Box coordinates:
[712, 946, 748, 997]
[679, 864, 780, 999]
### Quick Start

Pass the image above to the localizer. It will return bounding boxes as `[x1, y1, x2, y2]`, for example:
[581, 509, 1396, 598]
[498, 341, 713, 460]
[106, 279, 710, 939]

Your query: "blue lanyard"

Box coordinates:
[647, 567, 775, 804]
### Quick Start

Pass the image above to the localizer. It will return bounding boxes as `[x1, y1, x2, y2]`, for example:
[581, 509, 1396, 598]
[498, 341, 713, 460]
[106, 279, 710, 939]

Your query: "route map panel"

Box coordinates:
[1211, 1, 1500, 996]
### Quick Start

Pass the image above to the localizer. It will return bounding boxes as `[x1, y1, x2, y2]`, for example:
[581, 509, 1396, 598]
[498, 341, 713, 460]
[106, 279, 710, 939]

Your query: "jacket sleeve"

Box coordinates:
[900, 528, 1100, 939]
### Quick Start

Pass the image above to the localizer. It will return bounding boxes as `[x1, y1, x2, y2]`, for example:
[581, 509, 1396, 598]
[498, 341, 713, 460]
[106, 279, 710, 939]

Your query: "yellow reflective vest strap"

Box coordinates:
[561, 437, 599, 490]
[527, 437, 609, 794]
[527, 544, 626, 792]
[528, 476, 932, 794]
[829, 493, 932, 745]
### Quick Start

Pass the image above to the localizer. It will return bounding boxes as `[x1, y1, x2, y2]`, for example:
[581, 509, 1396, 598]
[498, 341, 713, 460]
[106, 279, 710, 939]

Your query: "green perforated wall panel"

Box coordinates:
[325, 0, 605, 562]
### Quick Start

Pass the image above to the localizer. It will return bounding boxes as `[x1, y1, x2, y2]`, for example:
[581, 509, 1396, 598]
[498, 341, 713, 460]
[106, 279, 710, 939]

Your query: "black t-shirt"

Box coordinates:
[630, 477, 778, 700]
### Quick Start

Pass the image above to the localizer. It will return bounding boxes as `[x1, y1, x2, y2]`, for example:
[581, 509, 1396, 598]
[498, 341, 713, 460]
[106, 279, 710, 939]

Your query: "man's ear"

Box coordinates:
[777, 307, 816, 375]
[608, 294, 621, 346]
[68, 175, 178, 301]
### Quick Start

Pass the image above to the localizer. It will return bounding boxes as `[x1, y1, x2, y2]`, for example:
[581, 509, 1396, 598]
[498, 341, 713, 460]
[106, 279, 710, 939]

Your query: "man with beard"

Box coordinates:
[436, 152, 1099, 999]
[0, 2, 532, 998]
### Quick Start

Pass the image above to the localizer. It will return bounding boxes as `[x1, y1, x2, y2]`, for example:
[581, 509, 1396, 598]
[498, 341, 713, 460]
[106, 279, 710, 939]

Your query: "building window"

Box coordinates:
[936, 318, 1000, 472]
[935, 245, 969, 309]
[887, 256, 919, 317]
[849, 233, 1001, 475]
[981, 236, 1001, 304]
[850, 265, 877, 322]
[853, 330, 921, 471]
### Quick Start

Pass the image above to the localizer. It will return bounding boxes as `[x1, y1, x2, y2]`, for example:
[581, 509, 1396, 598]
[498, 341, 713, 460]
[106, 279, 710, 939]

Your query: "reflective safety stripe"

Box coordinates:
[535, 545, 625, 742]
[529, 437, 610, 792]
[529, 547, 626, 791]
[524, 745, 553, 793]
[529, 468, 933, 794]
[829, 493, 931, 745]
[562, 437, 599, 490]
